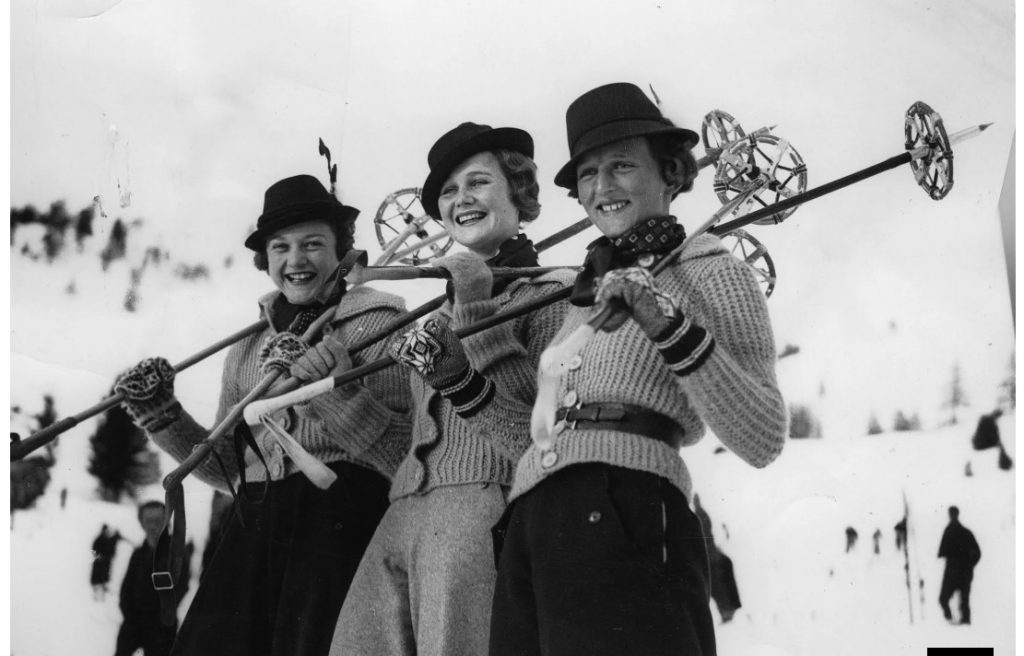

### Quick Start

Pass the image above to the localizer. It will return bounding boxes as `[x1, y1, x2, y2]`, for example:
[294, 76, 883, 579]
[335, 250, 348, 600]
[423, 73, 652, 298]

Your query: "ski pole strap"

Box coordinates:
[153, 482, 187, 627]
[233, 422, 271, 505]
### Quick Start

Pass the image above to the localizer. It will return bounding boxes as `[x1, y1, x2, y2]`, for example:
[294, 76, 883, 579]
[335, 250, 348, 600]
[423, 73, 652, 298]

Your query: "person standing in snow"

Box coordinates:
[937, 505, 981, 625]
[114, 501, 189, 656]
[330, 122, 573, 656]
[488, 82, 788, 656]
[114, 174, 412, 656]
[90, 524, 122, 601]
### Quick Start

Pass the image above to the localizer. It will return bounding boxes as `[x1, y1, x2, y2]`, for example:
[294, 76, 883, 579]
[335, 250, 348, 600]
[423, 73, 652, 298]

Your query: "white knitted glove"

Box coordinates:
[434, 252, 494, 303]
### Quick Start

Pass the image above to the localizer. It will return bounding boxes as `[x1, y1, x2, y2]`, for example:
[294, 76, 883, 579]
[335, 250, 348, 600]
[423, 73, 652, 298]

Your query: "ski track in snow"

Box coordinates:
[9, 241, 1015, 655]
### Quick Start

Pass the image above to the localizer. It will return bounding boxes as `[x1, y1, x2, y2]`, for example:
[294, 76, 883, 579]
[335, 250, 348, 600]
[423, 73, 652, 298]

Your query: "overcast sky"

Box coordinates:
[8, 0, 1017, 431]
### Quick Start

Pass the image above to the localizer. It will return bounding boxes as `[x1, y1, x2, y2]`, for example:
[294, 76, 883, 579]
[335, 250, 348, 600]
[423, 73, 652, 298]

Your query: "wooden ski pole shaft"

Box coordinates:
[348, 264, 578, 284]
[10, 318, 269, 461]
[242, 286, 575, 423]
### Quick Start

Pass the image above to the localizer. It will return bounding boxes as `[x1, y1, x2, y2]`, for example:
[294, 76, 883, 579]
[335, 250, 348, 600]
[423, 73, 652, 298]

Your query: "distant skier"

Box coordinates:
[894, 518, 907, 551]
[114, 501, 190, 656]
[90, 524, 122, 601]
[872, 528, 882, 555]
[844, 526, 858, 553]
[937, 506, 981, 625]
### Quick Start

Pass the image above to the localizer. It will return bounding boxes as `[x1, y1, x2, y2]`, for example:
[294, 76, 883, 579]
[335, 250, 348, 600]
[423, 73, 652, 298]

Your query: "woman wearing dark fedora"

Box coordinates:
[488, 83, 788, 655]
[329, 123, 574, 656]
[114, 174, 413, 656]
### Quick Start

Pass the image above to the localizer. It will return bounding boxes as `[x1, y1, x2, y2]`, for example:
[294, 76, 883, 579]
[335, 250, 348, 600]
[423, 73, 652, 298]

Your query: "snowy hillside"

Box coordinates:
[9, 236, 1015, 655]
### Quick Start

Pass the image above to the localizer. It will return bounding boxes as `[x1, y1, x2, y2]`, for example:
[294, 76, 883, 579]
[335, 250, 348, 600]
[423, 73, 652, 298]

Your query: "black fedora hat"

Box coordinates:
[244, 174, 359, 251]
[553, 82, 699, 190]
[420, 122, 534, 219]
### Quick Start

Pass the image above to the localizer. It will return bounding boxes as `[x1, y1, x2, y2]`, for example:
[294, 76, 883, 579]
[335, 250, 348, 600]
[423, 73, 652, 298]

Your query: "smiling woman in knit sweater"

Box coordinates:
[487, 83, 789, 656]
[329, 123, 573, 656]
[113, 174, 412, 656]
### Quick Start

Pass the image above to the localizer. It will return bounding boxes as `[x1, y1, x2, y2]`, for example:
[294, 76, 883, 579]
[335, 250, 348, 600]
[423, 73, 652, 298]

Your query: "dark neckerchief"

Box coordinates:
[570, 215, 686, 307]
[270, 282, 346, 335]
[445, 233, 540, 303]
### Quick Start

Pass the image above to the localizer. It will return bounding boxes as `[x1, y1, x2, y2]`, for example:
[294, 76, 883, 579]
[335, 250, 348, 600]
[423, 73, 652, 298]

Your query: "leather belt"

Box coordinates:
[555, 403, 681, 445]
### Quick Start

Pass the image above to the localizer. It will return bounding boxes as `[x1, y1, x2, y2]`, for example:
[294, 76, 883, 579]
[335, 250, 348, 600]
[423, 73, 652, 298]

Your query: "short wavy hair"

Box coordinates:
[492, 148, 541, 224]
[566, 134, 699, 200]
[251, 208, 356, 271]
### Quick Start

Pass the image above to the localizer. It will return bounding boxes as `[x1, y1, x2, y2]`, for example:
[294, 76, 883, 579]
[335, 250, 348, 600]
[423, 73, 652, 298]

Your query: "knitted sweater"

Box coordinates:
[510, 233, 788, 502]
[389, 269, 575, 501]
[149, 285, 413, 492]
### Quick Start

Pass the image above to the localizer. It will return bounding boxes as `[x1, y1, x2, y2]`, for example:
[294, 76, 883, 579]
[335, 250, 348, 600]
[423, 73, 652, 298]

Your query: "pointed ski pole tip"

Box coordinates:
[979, 122, 993, 131]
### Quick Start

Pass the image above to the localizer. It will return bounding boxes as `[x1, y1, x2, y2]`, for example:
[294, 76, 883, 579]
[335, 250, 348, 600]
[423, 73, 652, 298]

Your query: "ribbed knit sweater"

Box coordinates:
[510, 233, 788, 502]
[389, 269, 575, 501]
[149, 285, 414, 492]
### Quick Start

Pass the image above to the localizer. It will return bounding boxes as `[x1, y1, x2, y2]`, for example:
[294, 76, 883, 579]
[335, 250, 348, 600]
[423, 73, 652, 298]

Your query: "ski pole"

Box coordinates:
[10, 250, 367, 462]
[239, 285, 575, 425]
[346, 264, 580, 284]
[10, 318, 269, 461]
[711, 122, 991, 237]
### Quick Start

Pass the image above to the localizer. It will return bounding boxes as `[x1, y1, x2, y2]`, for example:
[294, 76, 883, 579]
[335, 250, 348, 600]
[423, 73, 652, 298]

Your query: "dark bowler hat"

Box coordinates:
[554, 82, 699, 190]
[245, 174, 359, 251]
[421, 122, 534, 219]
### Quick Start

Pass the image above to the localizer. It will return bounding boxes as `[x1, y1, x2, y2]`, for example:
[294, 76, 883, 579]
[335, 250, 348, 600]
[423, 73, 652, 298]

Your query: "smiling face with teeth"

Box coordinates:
[574, 137, 677, 239]
[437, 151, 521, 258]
[265, 220, 340, 305]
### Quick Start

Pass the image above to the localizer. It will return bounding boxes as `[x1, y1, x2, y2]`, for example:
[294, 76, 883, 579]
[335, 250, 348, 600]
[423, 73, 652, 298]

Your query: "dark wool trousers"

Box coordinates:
[489, 463, 717, 656]
[170, 461, 390, 656]
[939, 566, 974, 624]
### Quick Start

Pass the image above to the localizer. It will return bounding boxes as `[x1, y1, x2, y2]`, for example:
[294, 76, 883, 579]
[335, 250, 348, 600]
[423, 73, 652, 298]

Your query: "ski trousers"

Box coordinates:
[489, 463, 717, 656]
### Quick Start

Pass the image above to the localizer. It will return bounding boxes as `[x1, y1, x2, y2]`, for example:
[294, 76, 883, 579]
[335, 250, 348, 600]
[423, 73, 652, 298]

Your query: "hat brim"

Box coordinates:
[244, 201, 360, 251]
[553, 120, 699, 190]
[421, 127, 534, 219]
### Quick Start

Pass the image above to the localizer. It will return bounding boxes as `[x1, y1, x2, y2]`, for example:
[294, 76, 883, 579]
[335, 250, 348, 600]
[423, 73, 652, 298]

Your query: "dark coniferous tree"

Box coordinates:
[87, 391, 152, 502]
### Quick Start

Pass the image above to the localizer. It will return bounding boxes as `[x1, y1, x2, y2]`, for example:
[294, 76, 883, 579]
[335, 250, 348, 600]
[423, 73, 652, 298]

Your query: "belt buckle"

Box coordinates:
[564, 401, 583, 430]
[151, 571, 174, 591]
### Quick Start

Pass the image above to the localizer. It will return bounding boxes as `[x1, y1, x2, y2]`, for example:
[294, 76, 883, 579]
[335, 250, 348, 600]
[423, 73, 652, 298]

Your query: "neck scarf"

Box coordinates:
[570, 215, 686, 306]
[270, 281, 347, 335]
[445, 233, 540, 302]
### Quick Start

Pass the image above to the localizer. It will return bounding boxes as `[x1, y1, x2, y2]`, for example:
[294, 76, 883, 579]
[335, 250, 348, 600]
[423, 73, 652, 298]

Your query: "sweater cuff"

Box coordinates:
[437, 366, 496, 419]
[653, 313, 716, 376]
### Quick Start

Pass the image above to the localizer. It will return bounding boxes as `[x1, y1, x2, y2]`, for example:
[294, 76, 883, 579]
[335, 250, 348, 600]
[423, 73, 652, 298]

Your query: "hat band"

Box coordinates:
[569, 116, 674, 154]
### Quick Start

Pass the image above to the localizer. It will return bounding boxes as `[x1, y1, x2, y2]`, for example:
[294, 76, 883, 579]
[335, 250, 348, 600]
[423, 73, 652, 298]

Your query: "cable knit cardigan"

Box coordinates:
[389, 269, 575, 501]
[510, 233, 788, 502]
[148, 285, 413, 492]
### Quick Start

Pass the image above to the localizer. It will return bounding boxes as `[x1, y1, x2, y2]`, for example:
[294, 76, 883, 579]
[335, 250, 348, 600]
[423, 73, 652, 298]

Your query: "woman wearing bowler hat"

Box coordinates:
[330, 123, 574, 656]
[114, 174, 413, 656]
[488, 83, 788, 655]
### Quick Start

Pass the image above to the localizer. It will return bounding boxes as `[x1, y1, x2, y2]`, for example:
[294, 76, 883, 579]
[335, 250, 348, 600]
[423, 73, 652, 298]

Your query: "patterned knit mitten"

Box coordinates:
[391, 318, 495, 418]
[595, 267, 715, 376]
[113, 357, 183, 433]
[258, 332, 309, 376]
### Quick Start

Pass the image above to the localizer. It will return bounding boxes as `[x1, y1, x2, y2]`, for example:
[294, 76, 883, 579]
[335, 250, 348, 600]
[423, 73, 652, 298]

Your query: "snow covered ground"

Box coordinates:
[10, 405, 1015, 655]
[9, 242, 1015, 655]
